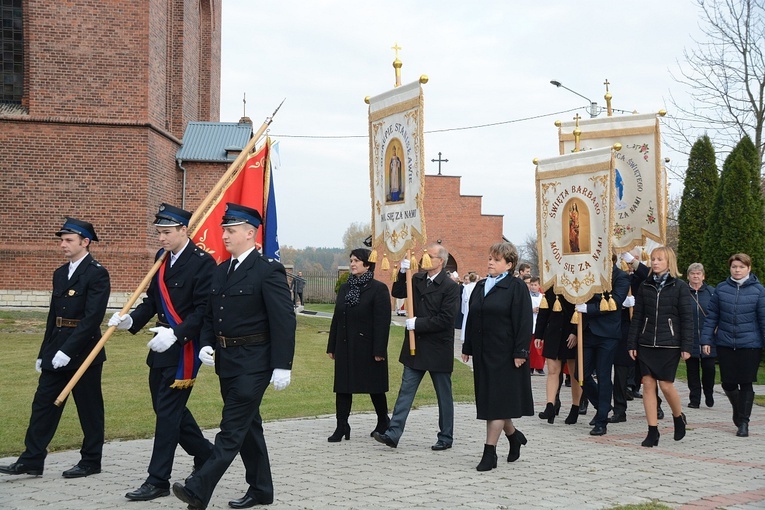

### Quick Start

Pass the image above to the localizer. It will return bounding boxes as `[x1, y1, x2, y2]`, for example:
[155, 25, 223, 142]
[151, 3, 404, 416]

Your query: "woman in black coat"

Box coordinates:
[326, 248, 391, 442]
[462, 242, 534, 471]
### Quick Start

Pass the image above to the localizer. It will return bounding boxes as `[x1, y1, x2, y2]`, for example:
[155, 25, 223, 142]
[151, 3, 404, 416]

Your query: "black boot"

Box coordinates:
[538, 402, 555, 424]
[641, 425, 660, 447]
[564, 405, 580, 425]
[673, 412, 687, 441]
[476, 444, 497, 471]
[737, 390, 754, 437]
[327, 421, 350, 442]
[554, 395, 562, 416]
[370, 415, 390, 437]
[725, 389, 742, 427]
[506, 429, 527, 462]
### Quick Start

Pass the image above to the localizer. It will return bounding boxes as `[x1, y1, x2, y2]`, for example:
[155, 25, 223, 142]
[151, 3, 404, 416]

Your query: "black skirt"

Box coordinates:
[637, 346, 681, 382]
[542, 334, 576, 361]
[717, 346, 761, 384]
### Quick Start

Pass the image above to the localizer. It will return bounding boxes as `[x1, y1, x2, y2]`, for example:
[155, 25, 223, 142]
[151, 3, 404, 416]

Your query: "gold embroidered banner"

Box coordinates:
[368, 81, 426, 262]
[536, 147, 615, 304]
[558, 113, 665, 252]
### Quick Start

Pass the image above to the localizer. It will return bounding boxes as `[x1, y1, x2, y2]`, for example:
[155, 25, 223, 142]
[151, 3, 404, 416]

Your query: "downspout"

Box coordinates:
[177, 158, 187, 209]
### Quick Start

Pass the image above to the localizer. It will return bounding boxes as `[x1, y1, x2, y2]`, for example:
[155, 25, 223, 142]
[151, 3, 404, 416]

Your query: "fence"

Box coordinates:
[287, 270, 345, 304]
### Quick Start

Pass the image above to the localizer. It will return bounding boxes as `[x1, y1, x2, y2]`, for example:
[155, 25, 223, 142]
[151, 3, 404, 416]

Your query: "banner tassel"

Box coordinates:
[641, 248, 649, 262]
[420, 249, 433, 270]
[620, 259, 630, 272]
[410, 257, 419, 272]
[570, 310, 579, 324]
[381, 253, 390, 271]
[539, 294, 549, 309]
[599, 295, 609, 312]
[608, 295, 618, 311]
[369, 249, 378, 263]
[552, 295, 562, 312]
[391, 265, 399, 281]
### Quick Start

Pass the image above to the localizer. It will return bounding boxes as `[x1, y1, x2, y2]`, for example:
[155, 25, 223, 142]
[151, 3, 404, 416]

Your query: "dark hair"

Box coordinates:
[729, 253, 752, 268]
[530, 276, 540, 284]
[518, 262, 531, 272]
[350, 248, 375, 272]
[521, 274, 531, 282]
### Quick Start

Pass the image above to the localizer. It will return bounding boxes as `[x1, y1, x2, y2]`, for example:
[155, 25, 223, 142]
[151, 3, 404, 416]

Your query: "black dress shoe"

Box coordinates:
[372, 431, 397, 448]
[588, 416, 597, 426]
[125, 482, 170, 501]
[688, 402, 700, 409]
[632, 389, 643, 398]
[589, 424, 607, 436]
[0, 462, 43, 476]
[657, 406, 665, 420]
[431, 440, 452, 451]
[172, 482, 206, 509]
[705, 396, 714, 407]
[229, 494, 273, 508]
[608, 413, 627, 423]
[626, 389, 634, 401]
[62, 464, 101, 478]
[579, 400, 589, 415]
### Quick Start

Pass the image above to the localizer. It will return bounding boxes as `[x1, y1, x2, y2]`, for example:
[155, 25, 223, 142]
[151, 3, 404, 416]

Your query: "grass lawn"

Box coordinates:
[0, 311, 474, 458]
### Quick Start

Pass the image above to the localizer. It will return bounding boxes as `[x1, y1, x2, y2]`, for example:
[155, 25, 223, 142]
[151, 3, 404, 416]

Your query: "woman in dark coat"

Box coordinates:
[685, 262, 716, 408]
[462, 242, 534, 471]
[326, 248, 391, 442]
[628, 247, 693, 447]
[701, 253, 765, 437]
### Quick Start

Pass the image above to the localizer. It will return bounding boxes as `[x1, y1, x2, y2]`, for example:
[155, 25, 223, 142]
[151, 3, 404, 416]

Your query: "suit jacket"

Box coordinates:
[581, 264, 630, 339]
[392, 269, 460, 373]
[39, 253, 110, 371]
[200, 251, 296, 376]
[129, 242, 216, 368]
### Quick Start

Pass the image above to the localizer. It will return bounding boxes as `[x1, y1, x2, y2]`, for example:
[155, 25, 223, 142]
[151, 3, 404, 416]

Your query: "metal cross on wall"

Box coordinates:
[431, 152, 449, 175]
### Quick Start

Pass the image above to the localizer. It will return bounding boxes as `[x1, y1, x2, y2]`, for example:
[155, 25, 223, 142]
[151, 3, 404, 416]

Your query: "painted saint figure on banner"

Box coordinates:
[386, 141, 405, 203]
[563, 199, 590, 254]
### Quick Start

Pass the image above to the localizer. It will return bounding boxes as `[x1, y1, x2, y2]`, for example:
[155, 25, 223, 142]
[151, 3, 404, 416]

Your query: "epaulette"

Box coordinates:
[90, 259, 102, 267]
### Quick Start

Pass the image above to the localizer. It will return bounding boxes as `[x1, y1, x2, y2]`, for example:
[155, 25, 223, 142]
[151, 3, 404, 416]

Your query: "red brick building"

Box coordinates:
[0, 0, 223, 306]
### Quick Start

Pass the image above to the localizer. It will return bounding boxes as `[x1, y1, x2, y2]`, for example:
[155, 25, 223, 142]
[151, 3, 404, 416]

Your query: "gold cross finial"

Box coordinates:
[243, 93, 246, 117]
[573, 113, 581, 126]
[392, 42, 402, 60]
[603, 79, 610, 93]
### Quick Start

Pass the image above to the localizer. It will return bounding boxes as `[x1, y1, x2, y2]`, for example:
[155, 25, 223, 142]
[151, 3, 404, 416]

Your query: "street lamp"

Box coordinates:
[550, 80, 602, 118]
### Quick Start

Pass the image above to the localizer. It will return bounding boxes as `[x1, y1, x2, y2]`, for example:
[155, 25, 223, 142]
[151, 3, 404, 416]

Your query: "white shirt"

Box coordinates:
[170, 239, 190, 267]
[230, 245, 257, 273]
[68, 253, 88, 279]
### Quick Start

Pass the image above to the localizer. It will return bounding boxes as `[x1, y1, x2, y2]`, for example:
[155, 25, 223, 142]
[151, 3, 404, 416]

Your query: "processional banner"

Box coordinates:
[558, 113, 665, 252]
[368, 80, 426, 263]
[536, 147, 615, 304]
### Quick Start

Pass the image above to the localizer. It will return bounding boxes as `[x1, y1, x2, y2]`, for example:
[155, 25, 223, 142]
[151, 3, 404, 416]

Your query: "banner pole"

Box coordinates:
[54, 101, 285, 407]
[577, 315, 584, 387]
[405, 249, 416, 356]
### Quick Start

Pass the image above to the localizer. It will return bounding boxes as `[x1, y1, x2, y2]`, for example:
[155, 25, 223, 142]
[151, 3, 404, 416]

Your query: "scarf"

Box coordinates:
[345, 270, 374, 306]
[484, 271, 508, 296]
[652, 271, 670, 290]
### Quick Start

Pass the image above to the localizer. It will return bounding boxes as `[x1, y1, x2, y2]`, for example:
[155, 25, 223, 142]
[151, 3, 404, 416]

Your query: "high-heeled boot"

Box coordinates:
[564, 405, 580, 425]
[506, 429, 527, 462]
[476, 444, 497, 471]
[641, 425, 660, 447]
[737, 390, 754, 437]
[327, 420, 351, 442]
[554, 395, 562, 416]
[538, 402, 555, 424]
[724, 389, 742, 427]
[370, 415, 390, 437]
[673, 412, 687, 441]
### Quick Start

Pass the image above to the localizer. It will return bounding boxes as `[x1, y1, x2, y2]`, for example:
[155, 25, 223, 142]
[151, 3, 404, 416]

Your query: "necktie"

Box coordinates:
[426, 278, 433, 287]
[227, 259, 238, 280]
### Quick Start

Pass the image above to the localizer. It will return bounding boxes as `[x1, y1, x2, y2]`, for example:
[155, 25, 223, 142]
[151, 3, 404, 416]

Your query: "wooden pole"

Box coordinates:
[54, 101, 285, 406]
[405, 250, 416, 355]
[577, 314, 584, 387]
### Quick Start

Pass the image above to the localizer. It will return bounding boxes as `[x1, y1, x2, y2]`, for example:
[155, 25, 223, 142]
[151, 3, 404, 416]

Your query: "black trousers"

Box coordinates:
[146, 366, 213, 488]
[612, 364, 629, 415]
[582, 333, 617, 427]
[186, 370, 272, 506]
[685, 356, 716, 405]
[19, 363, 104, 469]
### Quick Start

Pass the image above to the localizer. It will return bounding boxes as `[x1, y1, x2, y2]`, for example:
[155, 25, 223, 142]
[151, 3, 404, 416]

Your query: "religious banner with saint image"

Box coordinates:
[558, 113, 665, 252]
[368, 80, 426, 263]
[536, 147, 615, 304]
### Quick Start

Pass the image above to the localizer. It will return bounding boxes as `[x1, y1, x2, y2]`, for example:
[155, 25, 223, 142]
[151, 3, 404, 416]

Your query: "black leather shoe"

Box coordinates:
[589, 425, 607, 436]
[125, 482, 170, 501]
[0, 462, 43, 476]
[626, 389, 634, 401]
[608, 413, 627, 423]
[632, 389, 643, 398]
[229, 494, 273, 508]
[657, 406, 665, 420]
[62, 464, 100, 478]
[431, 440, 452, 451]
[688, 402, 700, 409]
[373, 431, 397, 448]
[588, 417, 597, 426]
[172, 482, 206, 509]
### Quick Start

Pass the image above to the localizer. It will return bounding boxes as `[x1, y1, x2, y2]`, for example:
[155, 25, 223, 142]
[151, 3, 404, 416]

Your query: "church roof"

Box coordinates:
[176, 121, 253, 162]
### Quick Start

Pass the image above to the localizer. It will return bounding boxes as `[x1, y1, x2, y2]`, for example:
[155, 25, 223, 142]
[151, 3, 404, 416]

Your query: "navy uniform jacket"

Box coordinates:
[129, 242, 216, 368]
[581, 264, 630, 339]
[200, 251, 296, 376]
[39, 253, 110, 371]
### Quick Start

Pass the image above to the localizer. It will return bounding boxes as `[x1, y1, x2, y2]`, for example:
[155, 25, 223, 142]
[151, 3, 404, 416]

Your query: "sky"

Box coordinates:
[219, 0, 704, 249]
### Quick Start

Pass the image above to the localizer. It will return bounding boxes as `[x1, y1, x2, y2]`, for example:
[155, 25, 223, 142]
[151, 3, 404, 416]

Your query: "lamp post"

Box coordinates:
[550, 80, 602, 118]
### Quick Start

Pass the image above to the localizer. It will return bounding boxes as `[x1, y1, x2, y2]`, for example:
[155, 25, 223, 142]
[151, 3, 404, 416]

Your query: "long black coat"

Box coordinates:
[463, 276, 534, 420]
[129, 242, 215, 368]
[392, 269, 460, 373]
[327, 277, 391, 393]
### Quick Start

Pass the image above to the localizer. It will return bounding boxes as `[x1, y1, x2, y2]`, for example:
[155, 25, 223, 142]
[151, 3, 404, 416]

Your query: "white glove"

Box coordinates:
[575, 304, 587, 314]
[620, 252, 635, 264]
[405, 317, 416, 330]
[51, 350, 71, 369]
[199, 346, 215, 366]
[35, 359, 42, 373]
[108, 312, 133, 330]
[147, 326, 177, 353]
[622, 295, 636, 307]
[400, 259, 411, 272]
[271, 368, 291, 391]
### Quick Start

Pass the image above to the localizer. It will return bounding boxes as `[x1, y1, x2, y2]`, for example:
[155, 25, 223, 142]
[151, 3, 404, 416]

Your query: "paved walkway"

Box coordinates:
[2, 338, 765, 509]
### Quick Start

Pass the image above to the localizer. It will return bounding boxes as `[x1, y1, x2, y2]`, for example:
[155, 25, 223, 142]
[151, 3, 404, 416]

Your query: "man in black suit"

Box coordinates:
[109, 204, 215, 501]
[172, 203, 295, 510]
[0, 218, 110, 478]
[374, 243, 460, 450]
[575, 259, 630, 436]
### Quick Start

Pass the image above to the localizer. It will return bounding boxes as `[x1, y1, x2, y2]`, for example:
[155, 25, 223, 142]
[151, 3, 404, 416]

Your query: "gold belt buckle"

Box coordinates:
[56, 317, 63, 327]
[219, 336, 227, 348]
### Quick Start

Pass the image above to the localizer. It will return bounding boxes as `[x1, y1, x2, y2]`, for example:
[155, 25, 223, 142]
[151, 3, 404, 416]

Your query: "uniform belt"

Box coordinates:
[216, 332, 269, 348]
[156, 321, 171, 328]
[55, 317, 80, 328]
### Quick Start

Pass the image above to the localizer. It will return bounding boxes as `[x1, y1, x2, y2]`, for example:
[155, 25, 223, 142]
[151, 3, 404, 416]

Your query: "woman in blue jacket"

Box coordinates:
[701, 253, 765, 438]
[686, 263, 716, 408]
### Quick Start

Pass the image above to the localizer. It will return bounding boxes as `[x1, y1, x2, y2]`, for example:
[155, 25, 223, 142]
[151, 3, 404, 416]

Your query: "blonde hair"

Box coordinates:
[650, 246, 681, 278]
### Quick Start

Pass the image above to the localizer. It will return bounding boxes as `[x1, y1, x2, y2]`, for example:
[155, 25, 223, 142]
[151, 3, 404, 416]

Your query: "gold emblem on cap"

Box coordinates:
[68, 290, 76, 296]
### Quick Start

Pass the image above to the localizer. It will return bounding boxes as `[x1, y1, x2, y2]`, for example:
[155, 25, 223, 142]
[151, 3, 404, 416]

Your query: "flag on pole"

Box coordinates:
[263, 139, 280, 261]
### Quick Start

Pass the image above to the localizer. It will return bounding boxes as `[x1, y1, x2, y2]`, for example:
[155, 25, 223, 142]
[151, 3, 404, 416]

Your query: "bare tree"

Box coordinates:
[665, 193, 682, 253]
[667, 0, 765, 170]
[518, 233, 539, 276]
[341, 221, 371, 254]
